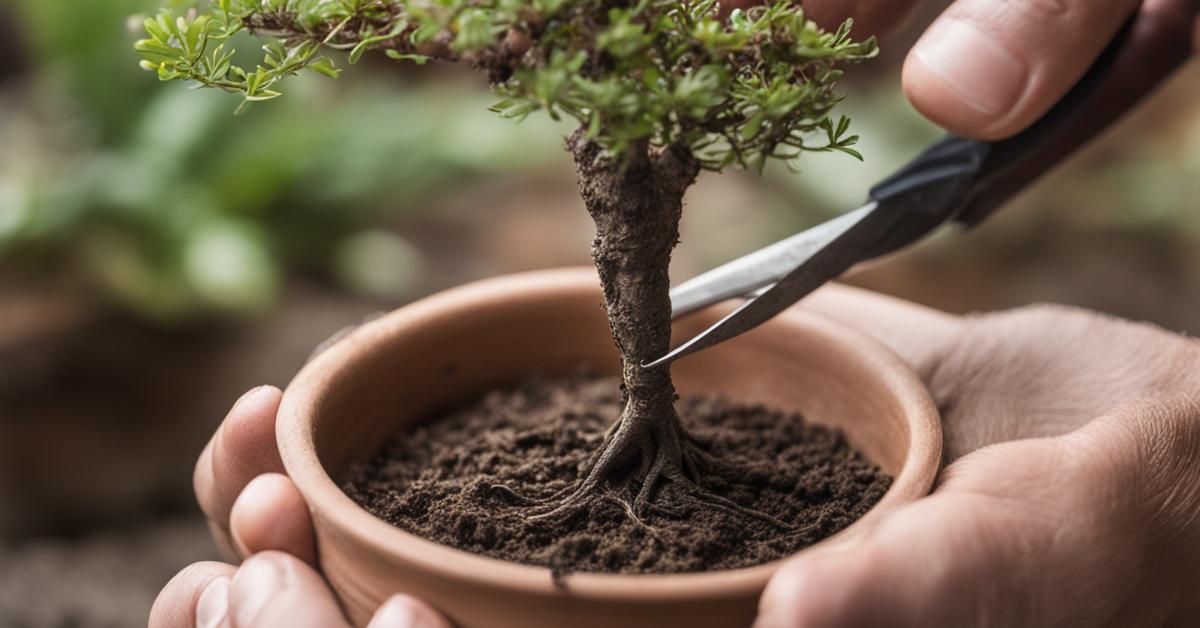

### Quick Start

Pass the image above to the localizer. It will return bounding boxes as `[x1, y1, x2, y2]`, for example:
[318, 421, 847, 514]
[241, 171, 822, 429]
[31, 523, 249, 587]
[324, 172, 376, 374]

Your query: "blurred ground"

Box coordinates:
[0, 519, 211, 628]
[0, 2, 1197, 626]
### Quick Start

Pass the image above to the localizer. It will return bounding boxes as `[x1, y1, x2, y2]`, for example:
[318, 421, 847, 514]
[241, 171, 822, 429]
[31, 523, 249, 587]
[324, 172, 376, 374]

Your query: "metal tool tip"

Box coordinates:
[640, 355, 671, 370]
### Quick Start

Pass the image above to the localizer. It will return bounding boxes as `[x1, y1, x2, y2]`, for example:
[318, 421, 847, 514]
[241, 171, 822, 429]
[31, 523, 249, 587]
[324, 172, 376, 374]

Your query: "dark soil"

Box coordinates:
[342, 375, 891, 575]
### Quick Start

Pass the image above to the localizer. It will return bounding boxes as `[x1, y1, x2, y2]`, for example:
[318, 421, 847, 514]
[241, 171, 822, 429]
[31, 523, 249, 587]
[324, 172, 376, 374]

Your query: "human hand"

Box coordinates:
[756, 286, 1200, 626]
[148, 386, 451, 628]
[798, 0, 1199, 140]
[152, 290, 1200, 627]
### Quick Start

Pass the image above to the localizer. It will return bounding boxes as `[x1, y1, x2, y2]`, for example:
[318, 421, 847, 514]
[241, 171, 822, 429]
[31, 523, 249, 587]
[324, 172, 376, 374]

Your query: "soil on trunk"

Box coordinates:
[342, 375, 891, 574]
[487, 131, 802, 529]
[524, 131, 706, 522]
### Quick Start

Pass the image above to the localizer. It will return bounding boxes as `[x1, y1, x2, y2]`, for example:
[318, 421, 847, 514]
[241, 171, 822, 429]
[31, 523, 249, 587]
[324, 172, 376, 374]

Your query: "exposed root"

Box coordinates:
[668, 474, 796, 532]
[642, 501, 686, 519]
[600, 490, 660, 539]
[487, 483, 538, 505]
[493, 406, 795, 533]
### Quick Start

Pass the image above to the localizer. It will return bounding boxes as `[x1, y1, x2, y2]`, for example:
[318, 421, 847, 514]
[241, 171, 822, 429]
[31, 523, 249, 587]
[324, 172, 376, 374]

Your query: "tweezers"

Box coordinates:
[647, 0, 1197, 369]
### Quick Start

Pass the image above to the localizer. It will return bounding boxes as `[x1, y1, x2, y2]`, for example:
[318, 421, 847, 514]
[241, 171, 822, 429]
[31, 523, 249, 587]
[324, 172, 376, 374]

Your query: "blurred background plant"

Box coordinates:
[2, 0, 569, 319]
[0, 1, 1196, 626]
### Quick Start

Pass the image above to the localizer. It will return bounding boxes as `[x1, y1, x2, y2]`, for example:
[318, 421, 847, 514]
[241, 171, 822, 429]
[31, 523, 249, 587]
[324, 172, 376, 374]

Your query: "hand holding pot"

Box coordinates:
[148, 386, 450, 628]
[757, 287, 1200, 626]
[151, 287, 1200, 627]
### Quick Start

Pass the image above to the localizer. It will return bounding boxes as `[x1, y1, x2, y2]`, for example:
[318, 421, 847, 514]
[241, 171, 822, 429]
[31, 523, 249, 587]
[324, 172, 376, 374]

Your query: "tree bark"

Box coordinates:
[572, 132, 697, 424]
[563, 130, 700, 505]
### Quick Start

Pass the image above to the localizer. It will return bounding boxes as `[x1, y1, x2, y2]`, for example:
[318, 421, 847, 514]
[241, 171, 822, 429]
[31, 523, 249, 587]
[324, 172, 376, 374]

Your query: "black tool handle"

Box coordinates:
[956, 0, 1197, 225]
[870, 0, 1196, 227]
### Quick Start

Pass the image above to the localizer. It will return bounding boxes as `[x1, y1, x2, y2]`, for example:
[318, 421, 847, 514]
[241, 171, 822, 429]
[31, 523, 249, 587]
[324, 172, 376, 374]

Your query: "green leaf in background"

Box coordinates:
[0, 0, 563, 321]
[182, 220, 279, 313]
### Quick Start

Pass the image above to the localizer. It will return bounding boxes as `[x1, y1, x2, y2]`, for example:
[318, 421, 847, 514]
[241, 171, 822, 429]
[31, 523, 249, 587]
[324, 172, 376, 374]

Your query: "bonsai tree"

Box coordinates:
[136, 0, 875, 526]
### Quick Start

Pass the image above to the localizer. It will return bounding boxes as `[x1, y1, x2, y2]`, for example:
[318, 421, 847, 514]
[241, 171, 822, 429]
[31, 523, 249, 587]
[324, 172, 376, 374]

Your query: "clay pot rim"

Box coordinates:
[277, 267, 941, 604]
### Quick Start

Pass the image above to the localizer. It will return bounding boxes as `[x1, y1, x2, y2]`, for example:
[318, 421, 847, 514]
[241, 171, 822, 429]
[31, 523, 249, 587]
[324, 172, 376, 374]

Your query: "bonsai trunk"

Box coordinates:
[509, 132, 790, 529]
[568, 132, 700, 512]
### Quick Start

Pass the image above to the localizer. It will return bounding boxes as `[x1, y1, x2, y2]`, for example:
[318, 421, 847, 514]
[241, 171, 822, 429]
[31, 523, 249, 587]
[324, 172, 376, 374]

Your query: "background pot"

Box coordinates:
[277, 268, 942, 628]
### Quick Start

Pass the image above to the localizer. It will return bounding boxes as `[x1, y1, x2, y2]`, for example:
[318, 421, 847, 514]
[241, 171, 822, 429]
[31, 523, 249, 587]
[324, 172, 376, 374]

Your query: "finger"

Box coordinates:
[1064, 395, 1200, 554]
[195, 386, 285, 557]
[367, 594, 454, 628]
[903, 0, 1141, 139]
[800, 283, 964, 379]
[150, 561, 236, 628]
[757, 433, 1070, 627]
[756, 495, 996, 627]
[1145, 0, 1200, 51]
[230, 474, 317, 566]
[928, 305, 1200, 461]
[755, 442, 1085, 627]
[228, 551, 351, 628]
[802, 0, 927, 40]
[756, 398, 1200, 627]
[1045, 397, 1200, 623]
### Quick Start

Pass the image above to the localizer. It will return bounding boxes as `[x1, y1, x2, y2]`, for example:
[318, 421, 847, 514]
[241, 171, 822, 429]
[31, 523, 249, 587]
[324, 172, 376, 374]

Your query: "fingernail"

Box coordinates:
[368, 596, 427, 628]
[195, 576, 230, 628]
[913, 19, 1027, 115]
[232, 555, 290, 626]
[751, 584, 792, 628]
[231, 386, 270, 414]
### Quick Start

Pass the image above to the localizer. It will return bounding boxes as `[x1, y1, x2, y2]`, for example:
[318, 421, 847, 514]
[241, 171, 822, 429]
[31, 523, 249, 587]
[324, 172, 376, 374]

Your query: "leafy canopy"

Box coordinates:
[136, 0, 877, 170]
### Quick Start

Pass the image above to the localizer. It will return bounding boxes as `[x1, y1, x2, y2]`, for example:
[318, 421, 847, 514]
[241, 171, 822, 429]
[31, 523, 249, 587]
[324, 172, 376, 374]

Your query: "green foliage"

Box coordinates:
[4, 0, 563, 320]
[135, 1, 345, 113]
[15, 0, 165, 144]
[136, 0, 876, 170]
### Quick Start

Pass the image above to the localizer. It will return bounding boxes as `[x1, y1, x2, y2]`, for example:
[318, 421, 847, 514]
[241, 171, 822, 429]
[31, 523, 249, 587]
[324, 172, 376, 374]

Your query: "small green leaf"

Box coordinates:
[244, 90, 283, 102]
[307, 57, 342, 78]
[350, 21, 406, 64]
[384, 50, 429, 65]
[835, 146, 864, 161]
[740, 112, 765, 140]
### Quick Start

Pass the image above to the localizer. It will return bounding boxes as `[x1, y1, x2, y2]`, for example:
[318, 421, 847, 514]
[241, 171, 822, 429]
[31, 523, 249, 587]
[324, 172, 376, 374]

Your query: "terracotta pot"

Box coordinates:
[277, 268, 942, 628]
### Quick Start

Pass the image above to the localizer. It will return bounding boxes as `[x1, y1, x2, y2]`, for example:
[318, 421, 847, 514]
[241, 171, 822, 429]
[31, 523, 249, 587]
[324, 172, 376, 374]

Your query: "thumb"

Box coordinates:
[754, 492, 1010, 627]
[227, 552, 350, 628]
[367, 595, 455, 628]
[754, 397, 1200, 627]
[902, 0, 1142, 139]
[222, 551, 455, 628]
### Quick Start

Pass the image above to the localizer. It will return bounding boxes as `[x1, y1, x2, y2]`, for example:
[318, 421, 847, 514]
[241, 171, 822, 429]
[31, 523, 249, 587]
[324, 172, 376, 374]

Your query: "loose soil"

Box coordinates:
[342, 375, 891, 575]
